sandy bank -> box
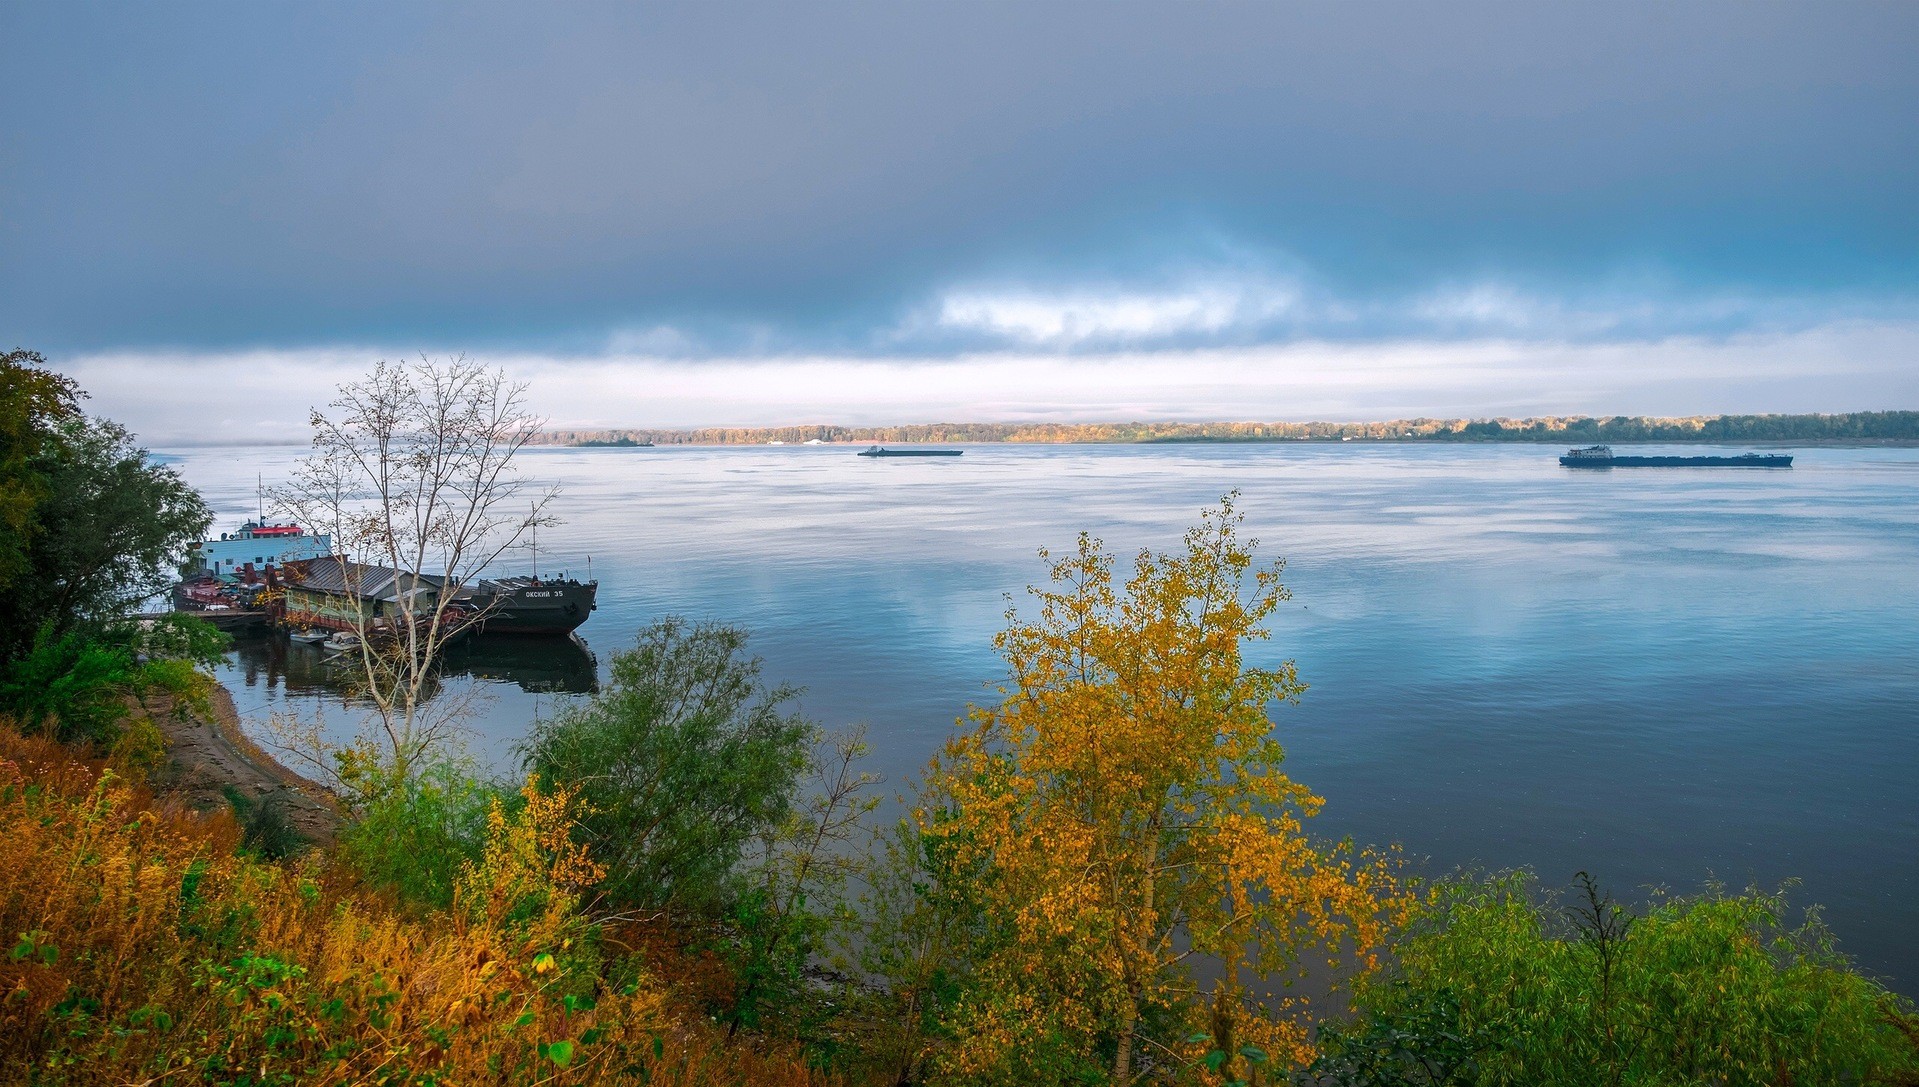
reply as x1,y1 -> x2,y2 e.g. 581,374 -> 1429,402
155,683 -> 344,845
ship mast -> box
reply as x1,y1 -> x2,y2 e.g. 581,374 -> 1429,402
528,500 -> 539,582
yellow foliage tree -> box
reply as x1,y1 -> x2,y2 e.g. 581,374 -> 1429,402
925,495 -> 1404,1085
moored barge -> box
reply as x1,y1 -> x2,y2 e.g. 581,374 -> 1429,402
273,557 -> 596,637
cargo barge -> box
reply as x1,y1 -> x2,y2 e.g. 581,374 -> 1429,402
1559,445 -> 1793,469
273,557 -> 596,638
858,446 -> 963,457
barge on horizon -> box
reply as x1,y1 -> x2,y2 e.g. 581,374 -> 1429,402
858,445 -> 963,457
1559,445 -> 1793,469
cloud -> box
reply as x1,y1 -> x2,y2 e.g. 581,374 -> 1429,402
898,264 -> 1913,352
1405,281 -> 1800,338
931,278 -> 1301,347
4,3 -> 1914,353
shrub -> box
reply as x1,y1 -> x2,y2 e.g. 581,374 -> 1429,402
2,613 -> 228,748
1,624 -> 135,743
1310,872 -> 1919,1087
221,784 -> 307,860
519,616 -> 813,916
0,727 -> 837,1085
337,757 -> 501,911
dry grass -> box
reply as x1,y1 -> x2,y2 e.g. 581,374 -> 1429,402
0,728 -> 838,1086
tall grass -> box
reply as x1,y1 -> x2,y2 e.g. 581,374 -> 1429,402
0,728 -> 836,1085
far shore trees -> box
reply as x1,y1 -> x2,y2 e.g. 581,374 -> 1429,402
274,356 -> 554,785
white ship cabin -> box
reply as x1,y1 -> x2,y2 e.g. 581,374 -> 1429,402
195,522 -> 334,581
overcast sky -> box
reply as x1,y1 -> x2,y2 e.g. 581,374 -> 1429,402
3,1 -> 1915,441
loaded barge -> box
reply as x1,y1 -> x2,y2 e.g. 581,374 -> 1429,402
1559,445 -> 1793,469
858,446 -> 963,457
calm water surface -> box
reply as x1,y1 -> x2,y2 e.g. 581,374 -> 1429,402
166,442 -> 1919,992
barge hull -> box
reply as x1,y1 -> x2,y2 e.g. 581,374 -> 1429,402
470,578 -> 598,636
1560,455 -> 1793,468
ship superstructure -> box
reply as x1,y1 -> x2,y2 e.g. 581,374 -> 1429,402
191,521 -> 334,581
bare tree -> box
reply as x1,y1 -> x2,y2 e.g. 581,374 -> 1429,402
273,356 -> 555,779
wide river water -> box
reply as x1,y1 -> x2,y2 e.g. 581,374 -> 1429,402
164,441 -> 1919,993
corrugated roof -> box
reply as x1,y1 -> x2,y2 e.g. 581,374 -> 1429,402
282,556 -> 462,601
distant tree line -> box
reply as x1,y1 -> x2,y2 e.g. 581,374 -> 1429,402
538,410 -> 1919,447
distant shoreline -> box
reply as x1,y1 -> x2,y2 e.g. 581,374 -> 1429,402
533,411 -> 1919,448
541,437 -> 1919,449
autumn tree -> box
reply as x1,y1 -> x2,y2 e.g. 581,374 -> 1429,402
275,356 -> 554,780
920,495 -> 1404,1085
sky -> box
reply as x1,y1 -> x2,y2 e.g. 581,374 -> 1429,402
3,1 -> 1915,442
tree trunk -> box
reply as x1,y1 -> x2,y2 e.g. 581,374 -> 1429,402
1113,983 -> 1140,1087
1113,826 -> 1161,1087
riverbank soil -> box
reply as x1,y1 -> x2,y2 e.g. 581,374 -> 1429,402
152,685 -> 343,845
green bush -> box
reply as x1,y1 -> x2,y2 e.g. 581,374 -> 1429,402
1310,872 -> 1919,1087
2,615 -> 230,747
337,758 -> 502,911
518,617 -> 812,916
2,624 -> 136,743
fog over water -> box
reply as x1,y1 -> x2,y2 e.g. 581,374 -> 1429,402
166,441 -> 1919,993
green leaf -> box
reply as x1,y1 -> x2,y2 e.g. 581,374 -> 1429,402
1238,1044 -> 1269,1064
544,1039 -> 575,1068
1204,1049 -> 1228,1072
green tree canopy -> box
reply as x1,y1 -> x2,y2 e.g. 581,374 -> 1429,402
0,349 -> 82,595
519,617 -> 813,916
0,414 -> 210,659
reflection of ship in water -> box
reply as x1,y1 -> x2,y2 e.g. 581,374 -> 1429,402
438,636 -> 600,693
229,631 -> 599,700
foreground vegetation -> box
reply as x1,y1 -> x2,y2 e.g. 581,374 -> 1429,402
3,349 -> 1915,1084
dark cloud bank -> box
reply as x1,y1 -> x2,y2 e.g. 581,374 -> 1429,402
3,1 -> 1915,358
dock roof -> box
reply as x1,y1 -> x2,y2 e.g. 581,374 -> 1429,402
281,557 -> 476,604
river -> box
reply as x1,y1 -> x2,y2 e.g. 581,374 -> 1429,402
163,440 -> 1919,993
